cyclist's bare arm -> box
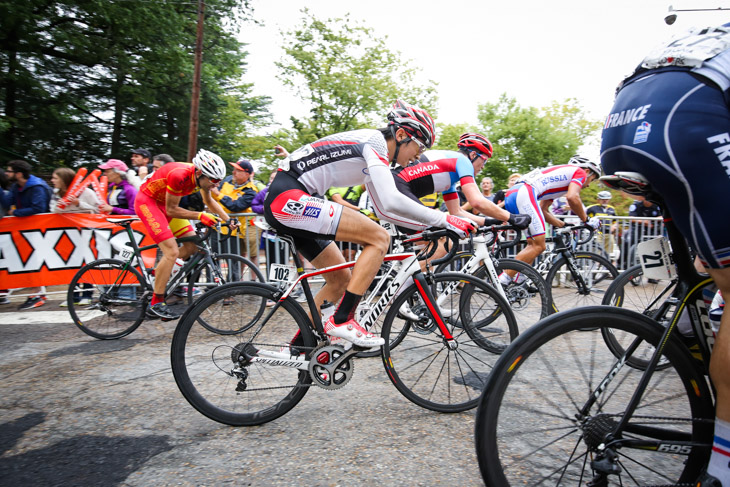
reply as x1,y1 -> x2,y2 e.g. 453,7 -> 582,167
565,182 -> 588,222
461,181 -> 510,221
444,197 -> 485,225
200,188 -> 231,221
540,199 -> 564,228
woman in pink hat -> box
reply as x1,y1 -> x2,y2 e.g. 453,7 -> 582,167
99,159 -> 138,215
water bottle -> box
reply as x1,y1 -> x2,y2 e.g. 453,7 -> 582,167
170,258 -> 184,281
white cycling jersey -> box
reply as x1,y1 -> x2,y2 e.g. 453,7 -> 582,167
278,128 -> 446,230
518,165 -> 588,201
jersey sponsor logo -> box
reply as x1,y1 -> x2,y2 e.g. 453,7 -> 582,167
303,205 -> 321,218
633,121 -> 651,144
707,132 -> 730,176
536,174 -> 568,185
604,104 -> 651,129
283,200 -> 305,215
329,205 -> 335,217
294,148 -> 355,172
402,163 -> 440,179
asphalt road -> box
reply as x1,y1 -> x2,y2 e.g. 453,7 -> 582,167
0,295 -> 485,487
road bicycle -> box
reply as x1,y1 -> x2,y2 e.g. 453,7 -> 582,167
434,218 -> 553,334
474,171 -> 717,486
500,223 -> 619,312
170,228 -> 518,426
67,217 -> 264,340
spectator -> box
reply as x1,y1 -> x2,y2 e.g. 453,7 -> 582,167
624,198 -> 662,264
493,173 -> 522,208
49,167 -> 100,213
1,160 -> 52,309
142,153 -> 175,184
98,159 -> 137,215
127,148 -> 152,189
211,158 -> 260,260
252,172 -> 289,276
462,176 -> 495,215
0,169 -> 11,303
327,185 -> 365,262
586,190 -> 619,259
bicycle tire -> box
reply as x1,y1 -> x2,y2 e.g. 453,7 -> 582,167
476,258 -> 554,332
171,281 -> 316,426
381,272 -> 518,413
601,264 -> 679,370
186,253 -> 266,335
474,306 -> 714,486
68,259 -> 148,340
546,252 -> 618,312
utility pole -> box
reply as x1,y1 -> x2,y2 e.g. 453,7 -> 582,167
187,0 -> 205,161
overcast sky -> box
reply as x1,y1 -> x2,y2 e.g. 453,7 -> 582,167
237,0 -> 728,156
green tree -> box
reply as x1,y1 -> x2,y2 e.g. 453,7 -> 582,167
276,9 -> 438,143
0,0 -> 267,169
477,94 -> 601,188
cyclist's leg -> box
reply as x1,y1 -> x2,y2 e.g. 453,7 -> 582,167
708,267 -> 730,421
504,184 -> 546,277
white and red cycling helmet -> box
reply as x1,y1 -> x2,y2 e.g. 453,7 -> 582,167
192,149 -> 226,180
568,155 -> 602,178
457,133 -> 493,159
387,100 -> 436,149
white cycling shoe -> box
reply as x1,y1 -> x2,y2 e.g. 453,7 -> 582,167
324,317 -> 384,348
398,302 -> 420,321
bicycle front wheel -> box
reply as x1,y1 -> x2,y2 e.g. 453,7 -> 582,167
546,252 -> 618,312
171,282 -> 316,426
68,259 -> 148,340
475,306 -> 714,486
382,272 -> 518,413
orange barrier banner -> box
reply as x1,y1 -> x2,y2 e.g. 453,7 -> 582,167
0,213 -> 156,288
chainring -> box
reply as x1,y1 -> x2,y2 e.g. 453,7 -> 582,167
307,343 -> 354,390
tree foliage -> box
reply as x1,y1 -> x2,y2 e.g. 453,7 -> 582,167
275,9 -> 438,144
476,94 -> 602,188
0,0 -> 269,170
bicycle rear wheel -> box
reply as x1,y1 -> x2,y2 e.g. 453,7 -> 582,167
475,306 -> 714,486
382,272 -> 518,413
546,252 -> 618,312
601,264 -> 678,370
68,259 -> 148,340
171,282 -> 316,426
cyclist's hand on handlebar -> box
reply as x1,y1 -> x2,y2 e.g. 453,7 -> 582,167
507,213 -> 531,230
586,217 -> 601,230
198,212 -> 222,228
445,215 -> 476,238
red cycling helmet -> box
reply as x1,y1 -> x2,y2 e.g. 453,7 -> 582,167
457,133 -> 493,159
387,100 -> 436,148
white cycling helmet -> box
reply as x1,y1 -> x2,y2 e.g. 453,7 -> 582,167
568,155 -> 601,178
192,149 -> 226,180
597,190 -> 612,199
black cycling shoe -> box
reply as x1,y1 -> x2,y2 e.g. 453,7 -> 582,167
146,303 -> 181,322
696,470 -> 722,487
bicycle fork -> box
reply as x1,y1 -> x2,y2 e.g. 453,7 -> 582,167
412,272 -> 456,349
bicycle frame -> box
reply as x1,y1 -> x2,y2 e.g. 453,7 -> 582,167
580,216 -> 716,453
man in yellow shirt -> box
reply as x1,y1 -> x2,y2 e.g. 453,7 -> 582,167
211,158 -> 260,259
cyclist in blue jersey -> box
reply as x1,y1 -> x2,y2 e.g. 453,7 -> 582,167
601,24 -> 730,486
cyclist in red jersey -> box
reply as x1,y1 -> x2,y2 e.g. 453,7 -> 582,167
134,149 -> 236,320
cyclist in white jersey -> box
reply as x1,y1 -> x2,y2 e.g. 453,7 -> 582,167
503,156 -> 601,270
264,100 -> 475,348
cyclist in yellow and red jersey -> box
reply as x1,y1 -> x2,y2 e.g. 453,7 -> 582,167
134,149 -> 236,320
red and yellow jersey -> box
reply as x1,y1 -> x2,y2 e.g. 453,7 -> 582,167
140,162 -> 197,203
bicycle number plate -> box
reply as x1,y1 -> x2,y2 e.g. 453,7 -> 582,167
269,264 -> 297,283
637,237 -> 676,280
380,220 -> 398,236
120,246 -> 134,260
